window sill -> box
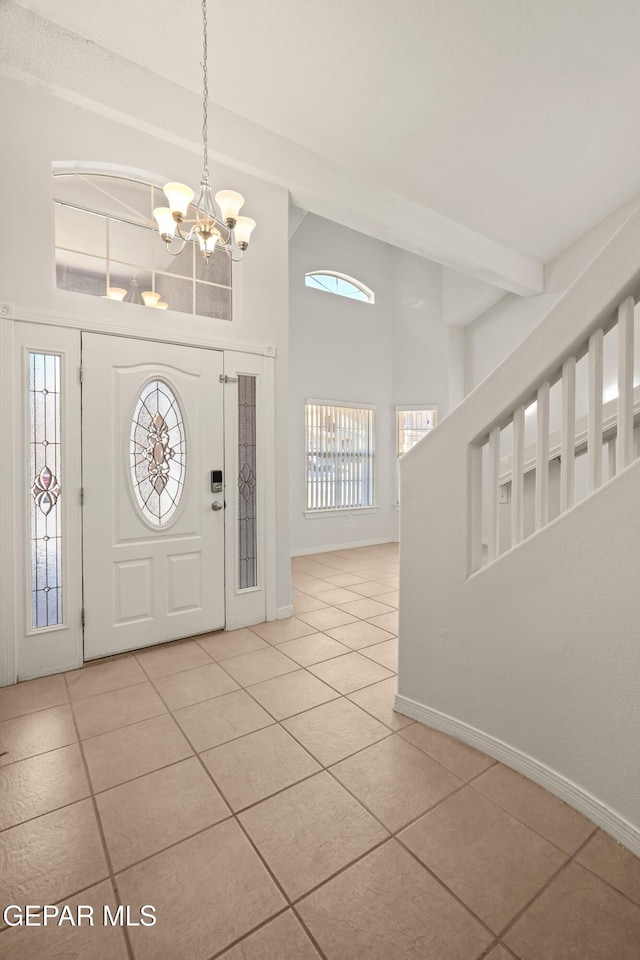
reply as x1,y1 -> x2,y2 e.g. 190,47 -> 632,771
304,507 -> 378,520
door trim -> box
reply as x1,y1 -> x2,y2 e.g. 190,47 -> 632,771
0,311 -> 278,685
2,301 -> 277,359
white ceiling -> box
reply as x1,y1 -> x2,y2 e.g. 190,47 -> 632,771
7,0 -> 640,297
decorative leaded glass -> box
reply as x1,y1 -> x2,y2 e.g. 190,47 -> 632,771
130,380 -> 186,525
29,353 -> 63,628
238,375 -> 257,589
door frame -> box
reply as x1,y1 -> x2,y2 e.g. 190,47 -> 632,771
0,303 -> 278,683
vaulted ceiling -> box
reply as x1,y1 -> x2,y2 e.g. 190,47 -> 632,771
5,0 -> 640,301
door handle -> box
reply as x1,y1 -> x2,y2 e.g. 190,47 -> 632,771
211,501 -> 224,511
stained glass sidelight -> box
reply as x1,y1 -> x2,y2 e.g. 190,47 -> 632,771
238,375 -> 257,589
29,353 -> 63,628
130,380 -> 186,525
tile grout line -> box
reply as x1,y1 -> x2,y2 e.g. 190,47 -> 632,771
493,827 -> 600,943
465,776 -> 597,861
3,676 -> 634,955
386,762 -> 598,942
0,733 -> 79,775
61,669 -> 137,960
570,850 -> 640,911
291,565 -> 638,932
0,694 -> 71,723
211,656 -> 404,778
210,653 -> 505,941
71,706 -> 170,749
270,569 -> 634,941
392,834 -> 503,943
175,645 -> 497,952
495,942 -> 521,959
476,941 -> 500,959
4,549 -> 639,956
143,671 -> 333,960
202,906 -> 293,960
212,645 -> 400,720
0,755 -> 616,928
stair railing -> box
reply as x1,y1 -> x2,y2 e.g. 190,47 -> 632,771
475,296 -> 638,568
451,203 -> 640,577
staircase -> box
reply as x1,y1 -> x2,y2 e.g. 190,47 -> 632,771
396,203 -> 640,855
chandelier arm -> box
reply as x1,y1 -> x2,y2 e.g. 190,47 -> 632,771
175,221 -> 190,242
162,236 -> 189,257
216,223 -> 233,245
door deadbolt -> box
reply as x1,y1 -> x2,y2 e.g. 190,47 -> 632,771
211,470 -> 223,493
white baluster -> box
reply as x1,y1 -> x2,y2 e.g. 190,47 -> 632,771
468,443 -> 483,575
487,426 -> 500,561
561,357 -> 576,512
535,382 -> 550,530
588,329 -> 604,493
511,405 -> 525,546
608,436 -> 617,479
617,296 -> 634,472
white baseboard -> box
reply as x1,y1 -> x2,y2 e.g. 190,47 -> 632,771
276,604 -> 294,620
394,693 -> 640,858
291,537 -> 393,557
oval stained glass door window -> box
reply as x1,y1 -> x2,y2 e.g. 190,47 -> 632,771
129,380 -> 186,525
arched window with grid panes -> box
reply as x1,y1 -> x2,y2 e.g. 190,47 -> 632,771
304,271 -> 374,303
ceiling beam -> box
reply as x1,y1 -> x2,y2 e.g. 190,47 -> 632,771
1,1 -> 543,296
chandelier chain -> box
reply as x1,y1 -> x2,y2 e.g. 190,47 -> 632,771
153,0 -> 255,262
201,0 -> 209,181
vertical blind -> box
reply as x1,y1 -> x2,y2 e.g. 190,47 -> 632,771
306,402 -> 375,510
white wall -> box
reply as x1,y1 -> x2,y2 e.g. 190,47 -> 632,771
289,214 -> 447,553
399,205 -> 640,852
391,248 -> 446,407
0,75 -> 292,616
465,193 -> 640,395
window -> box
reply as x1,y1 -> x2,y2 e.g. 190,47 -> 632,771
53,170 -> 232,320
396,406 -> 437,456
305,271 -> 374,303
29,352 -> 63,628
237,374 -> 258,589
306,401 -> 375,510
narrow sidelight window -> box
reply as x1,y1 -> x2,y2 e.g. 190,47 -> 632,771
237,375 -> 257,589
29,353 -> 63,628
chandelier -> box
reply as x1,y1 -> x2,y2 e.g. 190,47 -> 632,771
153,0 -> 256,264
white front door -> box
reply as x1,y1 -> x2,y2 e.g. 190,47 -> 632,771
82,333 -> 225,659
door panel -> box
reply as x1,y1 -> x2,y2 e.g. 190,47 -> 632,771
82,334 -> 224,659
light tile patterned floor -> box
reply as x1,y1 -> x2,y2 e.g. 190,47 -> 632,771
1,543 -> 639,959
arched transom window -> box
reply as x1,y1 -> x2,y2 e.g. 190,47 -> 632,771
305,271 -> 374,303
